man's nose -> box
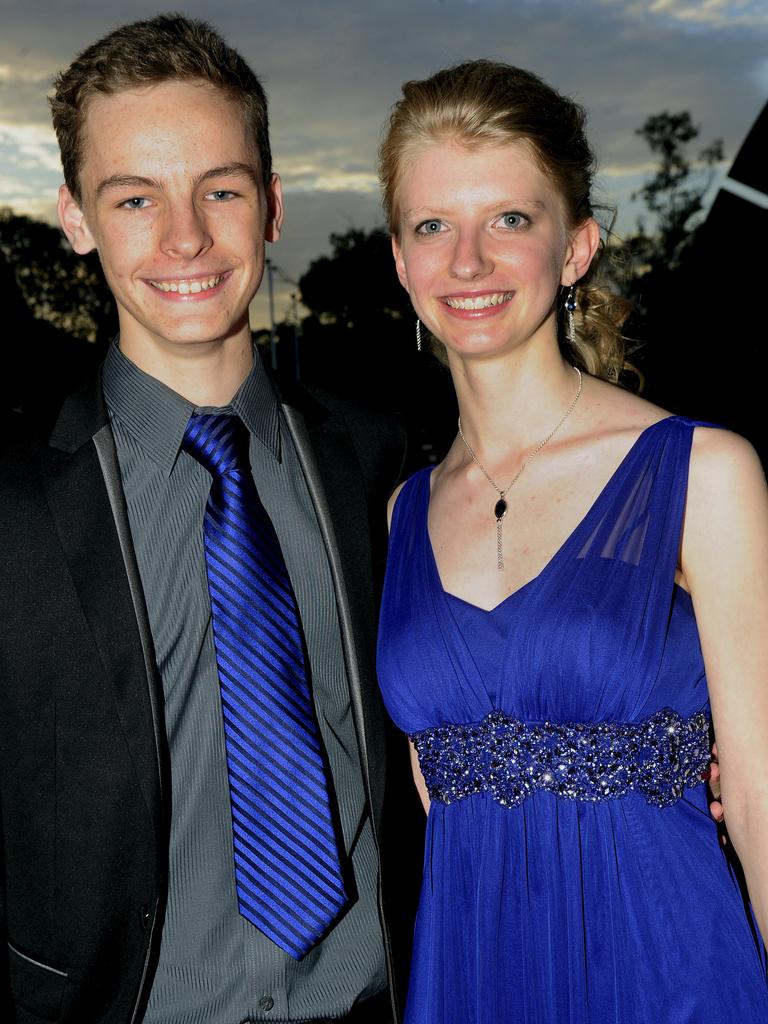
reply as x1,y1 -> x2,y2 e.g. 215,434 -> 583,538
159,201 -> 213,260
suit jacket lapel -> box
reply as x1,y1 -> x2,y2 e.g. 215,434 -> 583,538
280,398 -> 387,826
43,378 -> 166,833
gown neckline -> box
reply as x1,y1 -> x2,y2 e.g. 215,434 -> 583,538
424,415 -> 681,613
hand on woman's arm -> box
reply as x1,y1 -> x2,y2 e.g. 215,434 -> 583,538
706,743 -> 727,841
683,428 -> 768,942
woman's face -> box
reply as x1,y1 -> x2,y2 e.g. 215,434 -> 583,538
392,139 -> 588,361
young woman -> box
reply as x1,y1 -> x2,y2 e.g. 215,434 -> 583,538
376,61 -> 768,1023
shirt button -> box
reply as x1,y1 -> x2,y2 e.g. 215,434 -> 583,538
258,996 -> 275,1012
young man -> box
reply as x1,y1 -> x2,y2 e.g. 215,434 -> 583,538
0,15 -> 407,1024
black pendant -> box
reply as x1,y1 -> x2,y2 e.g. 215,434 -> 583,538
494,498 -> 508,521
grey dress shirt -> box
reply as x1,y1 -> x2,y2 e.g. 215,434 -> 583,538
102,344 -> 386,1024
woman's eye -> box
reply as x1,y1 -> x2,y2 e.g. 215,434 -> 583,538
416,219 -> 444,235
498,212 -> 528,230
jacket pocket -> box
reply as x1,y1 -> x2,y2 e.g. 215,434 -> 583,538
7,940 -> 68,1021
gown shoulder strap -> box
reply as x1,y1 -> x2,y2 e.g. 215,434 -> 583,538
578,416 -> 717,576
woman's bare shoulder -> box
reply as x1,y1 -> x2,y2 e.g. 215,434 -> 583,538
574,376 -> 675,460
582,376 -> 671,435
387,465 -> 440,528
586,379 -> 764,487
688,425 -> 765,507
681,425 -> 767,613
387,480 -> 408,528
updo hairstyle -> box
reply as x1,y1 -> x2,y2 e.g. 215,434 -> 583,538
378,60 -> 630,382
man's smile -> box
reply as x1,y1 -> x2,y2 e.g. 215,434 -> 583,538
146,271 -> 230,295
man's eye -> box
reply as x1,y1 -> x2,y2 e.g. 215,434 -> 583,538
120,196 -> 150,210
416,220 -> 443,235
207,190 -> 236,201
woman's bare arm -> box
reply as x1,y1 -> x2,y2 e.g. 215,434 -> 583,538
683,427 -> 768,941
409,739 -> 431,815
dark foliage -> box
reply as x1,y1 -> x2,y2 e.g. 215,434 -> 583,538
0,247 -> 103,434
0,207 -> 116,344
610,112 -> 765,458
296,228 -> 457,470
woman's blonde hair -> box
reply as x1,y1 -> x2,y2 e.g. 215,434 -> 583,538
378,60 -> 631,382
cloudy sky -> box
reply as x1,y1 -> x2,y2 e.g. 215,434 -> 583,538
1,0 -> 766,327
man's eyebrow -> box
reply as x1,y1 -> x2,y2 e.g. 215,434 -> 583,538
194,163 -> 261,187
94,164 -> 261,200
95,174 -> 161,199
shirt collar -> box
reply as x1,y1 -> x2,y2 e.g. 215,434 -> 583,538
229,348 -> 281,461
102,342 -> 281,476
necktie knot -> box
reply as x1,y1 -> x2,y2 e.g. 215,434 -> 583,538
182,413 -> 250,479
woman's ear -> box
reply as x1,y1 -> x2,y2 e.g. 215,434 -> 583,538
391,234 -> 410,292
57,185 -> 98,255
561,217 -> 601,286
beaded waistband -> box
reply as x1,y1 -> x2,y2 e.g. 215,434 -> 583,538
410,708 -> 710,809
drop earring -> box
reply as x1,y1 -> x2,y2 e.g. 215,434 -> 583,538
416,318 -> 422,352
564,286 -> 577,345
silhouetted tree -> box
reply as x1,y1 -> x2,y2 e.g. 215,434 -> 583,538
297,227 -> 456,467
612,112 -> 732,423
0,246 -> 102,433
297,228 -> 409,394
630,111 -> 723,275
299,228 -> 407,327
0,207 -> 115,344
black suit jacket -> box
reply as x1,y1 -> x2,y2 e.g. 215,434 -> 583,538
0,368 -> 407,1024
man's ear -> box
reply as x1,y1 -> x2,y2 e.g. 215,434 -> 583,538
391,234 -> 409,292
561,216 -> 601,287
264,173 -> 284,243
57,185 -> 97,255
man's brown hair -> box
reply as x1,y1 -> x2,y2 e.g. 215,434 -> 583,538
50,13 -> 272,202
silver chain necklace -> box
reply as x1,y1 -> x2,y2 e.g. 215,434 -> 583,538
457,366 -> 583,572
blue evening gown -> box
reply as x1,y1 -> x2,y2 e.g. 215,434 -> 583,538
377,417 -> 768,1023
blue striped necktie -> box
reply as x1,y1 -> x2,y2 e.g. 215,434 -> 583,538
182,412 -> 348,959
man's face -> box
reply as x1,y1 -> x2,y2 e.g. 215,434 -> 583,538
58,79 -> 282,361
